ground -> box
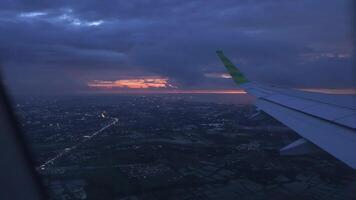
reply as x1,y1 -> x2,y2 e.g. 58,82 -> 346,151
15,94 -> 356,200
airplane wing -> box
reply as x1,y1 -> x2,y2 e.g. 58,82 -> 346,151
216,50 -> 356,169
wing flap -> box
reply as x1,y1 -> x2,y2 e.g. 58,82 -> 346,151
261,92 -> 356,129
242,83 -> 356,129
337,115 -> 356,128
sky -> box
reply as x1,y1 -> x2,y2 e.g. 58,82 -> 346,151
0,0 -> 354,95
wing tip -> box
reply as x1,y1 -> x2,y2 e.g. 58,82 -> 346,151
216,50 -> 249,85
216,50 -> 224,57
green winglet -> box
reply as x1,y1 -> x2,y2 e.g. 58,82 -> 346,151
216,50 -> 249,85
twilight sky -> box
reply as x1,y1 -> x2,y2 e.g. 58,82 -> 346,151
0,0 -> 354,95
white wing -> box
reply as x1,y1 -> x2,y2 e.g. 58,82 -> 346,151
217,50 -> 356,169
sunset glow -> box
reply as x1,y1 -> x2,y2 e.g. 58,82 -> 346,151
88,78 -> 173,89
83,89 -> 246,94
87,78 -> 247,94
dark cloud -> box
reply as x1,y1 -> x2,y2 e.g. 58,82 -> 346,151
0,0 -> 354,94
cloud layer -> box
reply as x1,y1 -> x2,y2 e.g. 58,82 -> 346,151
0,0 -> 354,94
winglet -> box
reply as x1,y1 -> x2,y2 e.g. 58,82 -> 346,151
216,50 -> 249,85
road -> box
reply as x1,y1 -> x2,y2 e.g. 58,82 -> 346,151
37,117 -> 119,170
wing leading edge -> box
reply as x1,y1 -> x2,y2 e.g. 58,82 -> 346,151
216,50 -> 356,169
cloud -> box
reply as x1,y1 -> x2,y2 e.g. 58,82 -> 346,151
19,11 -> 47,18
204,72 -> 231,79
0,0 -> 354,94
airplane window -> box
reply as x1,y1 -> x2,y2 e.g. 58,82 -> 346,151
1,1 -> 355,199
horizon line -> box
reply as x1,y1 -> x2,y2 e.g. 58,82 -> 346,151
83,89 -> 247,94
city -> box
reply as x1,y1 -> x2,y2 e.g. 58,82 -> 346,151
14,94 -> 356,200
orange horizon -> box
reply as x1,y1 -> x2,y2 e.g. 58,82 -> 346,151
87,79 -> 356,95
83,89 -> 247,94
85,87 -> 356,95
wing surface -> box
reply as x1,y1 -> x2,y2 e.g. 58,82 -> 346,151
217,50 -> 356,169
